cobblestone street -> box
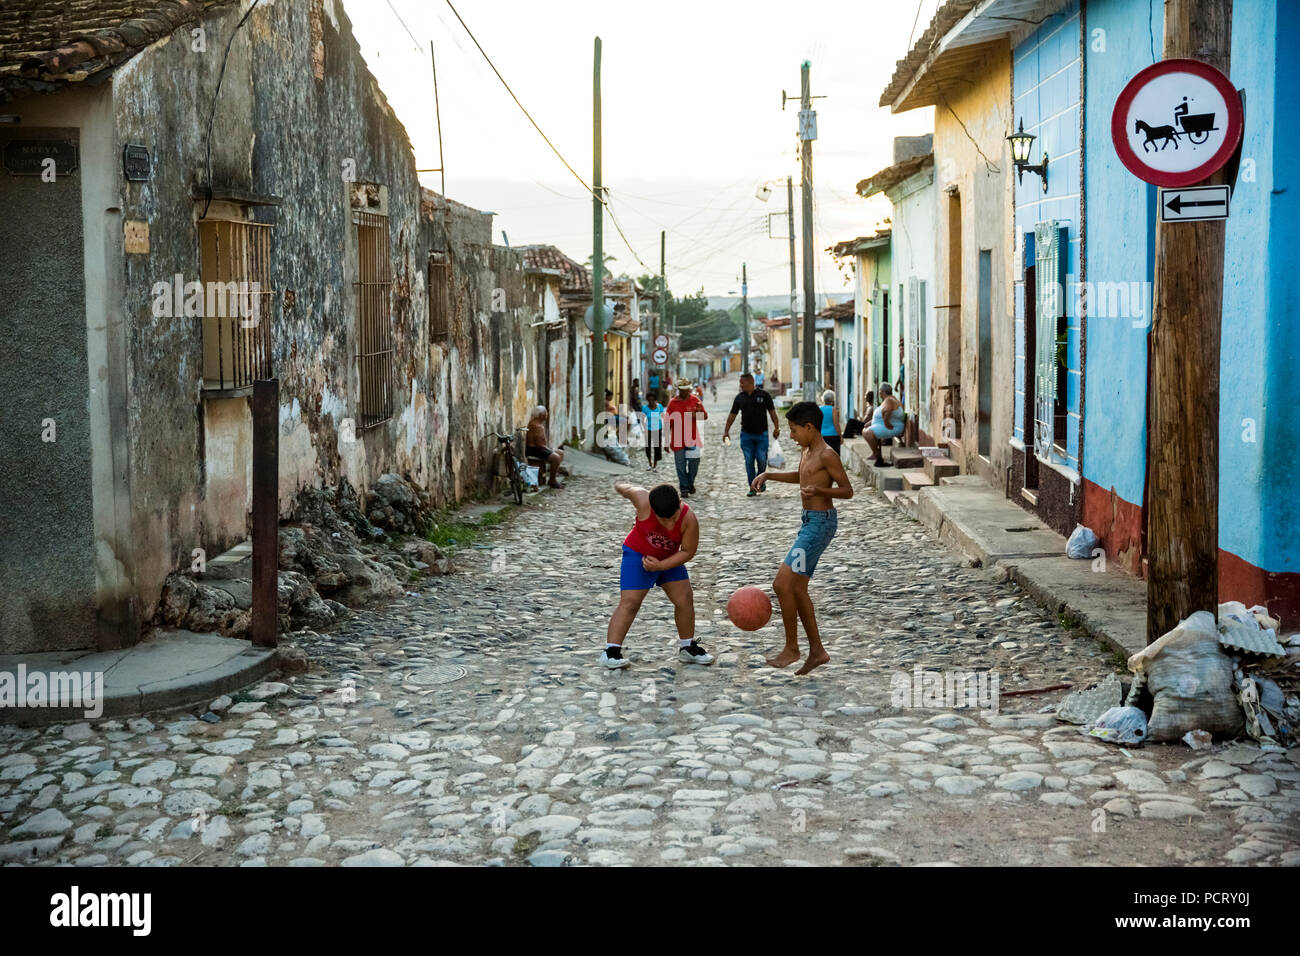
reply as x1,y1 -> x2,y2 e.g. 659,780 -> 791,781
2,383 -> 1297,867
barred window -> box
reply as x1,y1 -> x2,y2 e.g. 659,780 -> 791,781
354,211 -> 393,428
199,218 -> 274,391
429,250 -> 451,342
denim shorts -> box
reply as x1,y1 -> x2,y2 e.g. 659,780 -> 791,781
783,509 -> 838,577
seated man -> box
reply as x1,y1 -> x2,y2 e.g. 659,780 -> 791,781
525,405 -> 564,489
863,384 -> 904,467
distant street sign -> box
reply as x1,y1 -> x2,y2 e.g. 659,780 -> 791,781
652,347 -> 668,365
653,334 -> 669,350
1159,184 -> 1230,222
1111,58 -> 1243,187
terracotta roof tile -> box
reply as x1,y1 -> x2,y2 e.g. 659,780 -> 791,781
0,1 -> 236,96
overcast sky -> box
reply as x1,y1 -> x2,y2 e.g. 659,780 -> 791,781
342,0 -> 938,299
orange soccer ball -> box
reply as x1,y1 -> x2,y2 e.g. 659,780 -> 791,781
727,586 -> 773,631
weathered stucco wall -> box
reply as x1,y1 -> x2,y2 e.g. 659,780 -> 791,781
101,0 -> 558,625
931,42 -> 1014,486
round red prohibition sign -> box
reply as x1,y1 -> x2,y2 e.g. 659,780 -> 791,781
1111,58 -> 1243,187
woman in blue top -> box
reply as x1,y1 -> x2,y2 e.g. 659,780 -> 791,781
643,393 -> 665,469
820,390 -> 843,456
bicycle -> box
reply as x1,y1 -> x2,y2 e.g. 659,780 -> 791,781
495,430 -> 529,505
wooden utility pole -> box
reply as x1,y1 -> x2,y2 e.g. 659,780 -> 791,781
591,36 -> 605,451
1146,0 -> 1232,642
799,60 -> 817,400
251,378 -> 279,648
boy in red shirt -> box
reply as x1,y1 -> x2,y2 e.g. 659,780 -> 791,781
603,480 -> 714,669
665,380 -> 708,498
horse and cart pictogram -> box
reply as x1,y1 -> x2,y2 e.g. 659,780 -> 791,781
1135,97 -> 1219,151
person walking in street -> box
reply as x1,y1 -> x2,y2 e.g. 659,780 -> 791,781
709,379 -> 717,402
722,372 -> 779,497
629,378 -> 643,417
666,380 -> 707,498
643,391 -> 664,470
602,479 -> 713,669
820,389 -> 843,456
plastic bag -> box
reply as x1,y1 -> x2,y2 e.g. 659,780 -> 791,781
1128,611 -> 1244,742
627,418 -> 645,444
602,438 -> 631,467
1066,524 -> 1099,559
1089,706 -> 1149,745
766,438 -> 786,469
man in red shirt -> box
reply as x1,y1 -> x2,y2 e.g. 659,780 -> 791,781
665,380 -> 708,498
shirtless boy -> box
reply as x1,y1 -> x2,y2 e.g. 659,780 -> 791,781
751,401 -> 853,674
525,406 -> 564,489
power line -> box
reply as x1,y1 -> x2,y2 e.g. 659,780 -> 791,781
442,0 -> 594,195
384,0 -> 422,51
604,198 -> 655,273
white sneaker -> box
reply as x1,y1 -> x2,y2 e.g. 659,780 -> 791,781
678,642 -> 714,665
601,647 -> 630,669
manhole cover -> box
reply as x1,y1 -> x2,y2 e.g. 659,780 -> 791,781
405,664 -> 468,686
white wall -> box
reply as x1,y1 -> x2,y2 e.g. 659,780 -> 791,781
888,166 -> 937,435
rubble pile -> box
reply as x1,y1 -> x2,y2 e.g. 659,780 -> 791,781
153,474 -> 450,640
1057,600 -> 1300,751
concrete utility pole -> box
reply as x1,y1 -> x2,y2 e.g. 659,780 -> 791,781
591,36 -> 605,451
1146,0 -> 1232,642
741,262 -> 750,375
659,230 -> 666,398
799,60 -> 818,400
788,175 -> 799,386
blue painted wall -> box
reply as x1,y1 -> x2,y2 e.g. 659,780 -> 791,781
1083,0 -> 1298,577
1079,0 -> 1160,504
1012,1 -> 1082,470
1222,0 -> 1298,574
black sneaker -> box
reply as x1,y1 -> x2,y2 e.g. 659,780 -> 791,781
677,641 -> 715,665
600,646 -> 630,669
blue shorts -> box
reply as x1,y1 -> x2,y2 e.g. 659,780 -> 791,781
620,545 -> 689,591
783,509 -> 838,577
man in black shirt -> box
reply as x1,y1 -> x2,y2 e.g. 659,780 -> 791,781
723,372 -> 780,497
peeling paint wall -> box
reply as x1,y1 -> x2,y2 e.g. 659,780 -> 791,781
93,0 -> 560,630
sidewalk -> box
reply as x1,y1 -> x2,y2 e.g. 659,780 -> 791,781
844,440 -> 1147,658
0,631 -> 277,726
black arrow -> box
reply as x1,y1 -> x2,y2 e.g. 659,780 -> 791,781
1165,193 -> 1227,214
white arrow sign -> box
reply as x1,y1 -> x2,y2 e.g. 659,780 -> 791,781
1159,184 -> 1230,222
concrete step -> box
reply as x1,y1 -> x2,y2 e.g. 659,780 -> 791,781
901,470 -> 934,491
208,540 -> 252,568
895,489 -> 921,520
876,468 -> 904,491
889,447 -> 925,470
924,456 -> 960,483
940,474 -> 988,487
